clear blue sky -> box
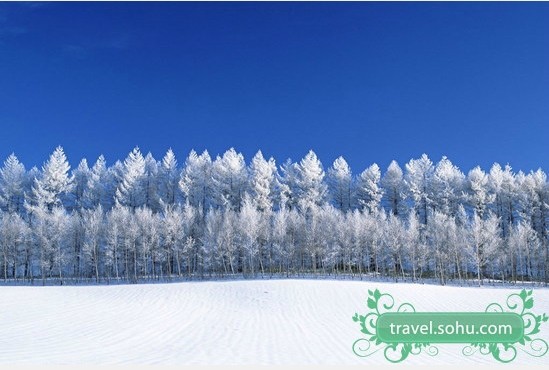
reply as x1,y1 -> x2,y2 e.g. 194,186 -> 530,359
0,2 -> 548,174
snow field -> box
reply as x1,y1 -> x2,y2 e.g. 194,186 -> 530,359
0,279 -> 547,365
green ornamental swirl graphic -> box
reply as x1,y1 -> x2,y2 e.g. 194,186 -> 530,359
352,288 -> 548,363
462,289 -> 548,363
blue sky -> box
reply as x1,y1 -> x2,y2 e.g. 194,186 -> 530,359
0,2 -> 548,175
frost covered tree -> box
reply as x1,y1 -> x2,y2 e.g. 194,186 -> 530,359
249,151 -> 277,212
278,158 -> 300,210
28,146 -> 73,211
0,212 -> 29,280
1,147 -> 549,285
518,169 -> 549,283
296,150 -> 327,213
509,221 -> 540,282
381,160 -> 405,217
82,205 -> 104,281
0,154 -> 27,214
31,206 -> 70,281
143,153 -> 161,212
239,194 -> 262,274
327,156 -> 352,212
384,213 -> 406,281
85,155 -> 113,209
105,204 -> 128,280
135,207 -> 161,277
488,163 -> 517,238
211,148 -> 248,212
158,149 -> 180,206
115,147 -> 147,209
405,154 -> 433,225
469,212 -> 501,286
71,159 -> 90,212
406,212 -> 426,281
431,156 -> 465,216
466,166 -> 494,218
161,205 -> 184,276
427,211 -> 458,285
179,150 -> 212,214
356,163 -> 383,214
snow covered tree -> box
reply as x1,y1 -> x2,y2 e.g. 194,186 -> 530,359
327,156 -> 352,212
271,207 -> 290,274
509,221 -> 540,282
427,211 -> 458,285
28,146 -> 73,211
384,213 -> 407,281
0,146 -> 548,284
211,148 -> 248,211
0,154 -> 27,214
278,158 -> 300,210
249,151 -> 277,212
161,205 -> 185,276
239,194 -> 262,274
135,207 -> 161,277
84,155 -> 113,210
469,212 -> 501,286
488,163 -> 517,238
71,159 -> 90,212
296,150 -> 327,213
30,206 -> 71,281
518,169 -> 549,283
82,205 -> 104,281
364,210 -> 386,275
105,204 -> 129,280
158,149 -> 180,206
144,152 -> 161,212
356,163 -> 383,214
0,212 -> 29,280
405,154 -> 433,225
406,211 -> 426,281
381,160 -> 405,216
466,166 -> 494,218
431,156 -> 465,216
347,210 -> 369,274
179,150 -> 213,215
115,147 -> 147,210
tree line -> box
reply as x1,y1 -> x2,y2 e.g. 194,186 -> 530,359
0,146 -> 547,285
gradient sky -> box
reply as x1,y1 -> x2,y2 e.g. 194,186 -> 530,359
0,2 -> 548,175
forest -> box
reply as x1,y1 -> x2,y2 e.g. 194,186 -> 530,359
0,146 -> 547,285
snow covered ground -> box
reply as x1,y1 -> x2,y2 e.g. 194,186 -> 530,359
0,279 -> 547,365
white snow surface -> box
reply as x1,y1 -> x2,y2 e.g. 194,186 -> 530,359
0,279 -> 547,365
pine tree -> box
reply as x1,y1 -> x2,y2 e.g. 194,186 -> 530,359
211,148 -> 248,211
327,156 -> 352,212
356,163 -> 383,214
296,150 -> 327,213
0,154 -> 27,214
469,212 -> 501,286
115,147 -> 147,210
158,148 -> 180,206
179,150 -> 212,215
71,158 -> 90,212
144,152 -> 161,212
405,154 -> 433,224
466,166 -> 494,218
381,160 -> 405,216
28,146 -> 73,211
82,205 -> 104,281
278,158 -> 300,210
249,150 -> 277,212
85,155 -> 112,209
